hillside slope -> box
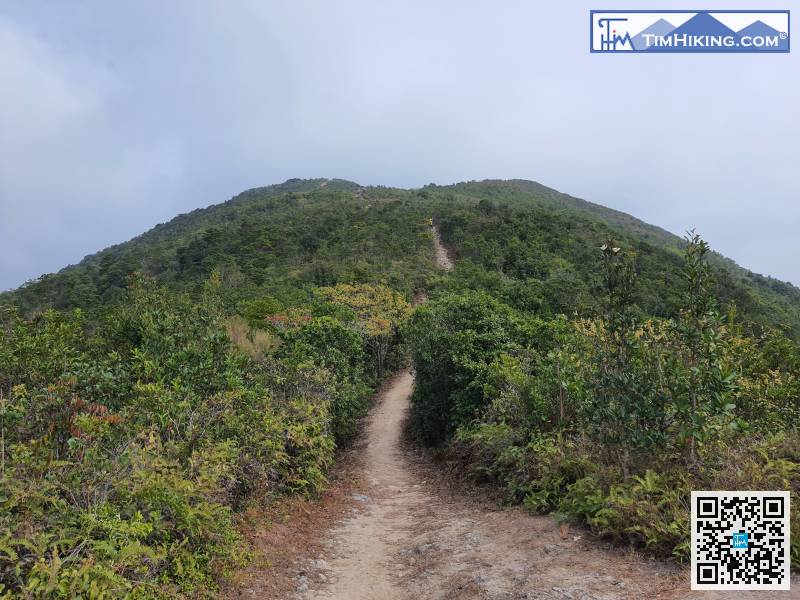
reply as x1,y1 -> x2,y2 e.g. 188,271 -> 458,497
423,180 -> 800,336
4,179 -> 435,312
3,178 -> 800,596
4,178 -> 800,336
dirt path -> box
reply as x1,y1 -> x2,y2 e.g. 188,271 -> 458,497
306,370 -> 665,600
299,228 -> 798,600
296,371 -> 799,600
431,223 -> 454,271
307,372 -> 420,599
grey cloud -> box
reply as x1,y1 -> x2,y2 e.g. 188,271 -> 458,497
1,0 -> 798,290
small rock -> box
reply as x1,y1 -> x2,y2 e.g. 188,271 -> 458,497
313,558 -> 328,570
351,493 -> 371,502
414,542 -> 444,554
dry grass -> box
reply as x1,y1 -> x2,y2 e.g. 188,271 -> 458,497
226,316 -> 280,361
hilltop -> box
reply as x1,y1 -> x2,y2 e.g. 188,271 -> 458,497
4,178 -> 799,337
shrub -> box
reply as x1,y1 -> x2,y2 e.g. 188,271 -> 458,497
406,291 -> 526,445
407,235 -> 800,567
277,317 -> 371,444
0,273 -> 391,596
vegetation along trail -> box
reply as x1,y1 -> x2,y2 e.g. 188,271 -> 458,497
296,377 -> 795,599
291,225 -> 798,600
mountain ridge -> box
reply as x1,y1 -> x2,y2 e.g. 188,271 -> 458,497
3,177 -> 799,337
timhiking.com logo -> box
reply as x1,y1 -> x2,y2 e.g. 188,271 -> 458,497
590,10 -> 790,53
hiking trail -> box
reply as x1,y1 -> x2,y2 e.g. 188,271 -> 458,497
230,224 -> 798,599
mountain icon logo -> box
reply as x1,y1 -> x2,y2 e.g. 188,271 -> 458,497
591,10 -> 790,53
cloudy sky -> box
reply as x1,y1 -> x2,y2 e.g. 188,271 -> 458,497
1,1 -> 798,291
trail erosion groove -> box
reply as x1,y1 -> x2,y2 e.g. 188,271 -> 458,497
431,223 -> 454,271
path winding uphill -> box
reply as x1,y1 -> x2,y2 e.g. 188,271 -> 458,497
431,222 -> 454,271
298,225 -> 799,600
233,225 -> 799,599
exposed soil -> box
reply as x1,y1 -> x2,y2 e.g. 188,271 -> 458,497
298,372 -> 800,600
221,435 -> 366,599
431,223 -> 454,271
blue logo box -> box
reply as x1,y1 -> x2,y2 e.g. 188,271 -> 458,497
590,10 -> 790,53
732,532 -> 749,549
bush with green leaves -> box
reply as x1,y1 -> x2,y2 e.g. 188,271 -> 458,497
276,316 -> 370,444
408,233 -> 800,564
0,272 -> 397,598
405,291 -> 528,445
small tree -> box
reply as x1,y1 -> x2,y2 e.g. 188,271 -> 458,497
675,231 -> 736,463
315,284 -> 411,380
586,240 -> 640,475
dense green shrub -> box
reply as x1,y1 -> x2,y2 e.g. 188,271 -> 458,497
405,291 -> 527,445
0,273 -> 404,597
409,234 -> 800,564
277,316 -> 370,444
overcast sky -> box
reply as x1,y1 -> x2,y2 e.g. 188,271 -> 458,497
1,0 -> 798,291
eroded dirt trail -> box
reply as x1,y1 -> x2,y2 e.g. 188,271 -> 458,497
308,372 -> 422,599
431,222 -> 454,271
302,371 -> 775,600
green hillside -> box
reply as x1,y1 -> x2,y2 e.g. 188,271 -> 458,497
442,179 -> 800,312
3,179 -> 435,313
4,178 -> 800,338
424,180 -> 800,337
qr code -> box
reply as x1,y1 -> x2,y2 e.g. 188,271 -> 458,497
691,491 -> 790,590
